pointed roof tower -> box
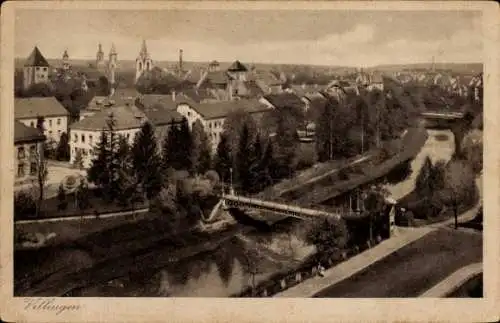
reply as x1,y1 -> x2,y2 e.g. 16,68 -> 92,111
109,43 -> 117,55
139,39 -> 149,57
63,49 -> 69,60
25,46 -> 49,67
228,60 -> 248,72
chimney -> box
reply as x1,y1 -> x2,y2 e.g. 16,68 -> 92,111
179,49 -> 183,73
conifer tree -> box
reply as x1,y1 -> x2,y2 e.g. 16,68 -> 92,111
178,117 -> 193,171
57,184 -> 67,211
191,120 -> 212,175
415,156 -> 434,198
76,180 -> 91,210
162,119 -> 181,170
132,121 -> 164,199
73,149 -> 84,170
235,123 -> 261,194
214,133 -> 232,185
115,135 -> 136,205
273,114 -> 299,179
87,130 -> 110,190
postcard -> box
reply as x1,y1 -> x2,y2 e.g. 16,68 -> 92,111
1,1 -> 499,322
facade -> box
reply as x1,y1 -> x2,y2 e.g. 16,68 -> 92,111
176,99 -> 272,151
23,46 -> 50,90
135,40 -> 153,82
14,121 -> 46,185
69,105 -> 147,168
15,97 -> 70,145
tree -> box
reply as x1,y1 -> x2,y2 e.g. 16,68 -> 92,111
235,123 -> 260,194
273,113 -> 299,179
461,129 -> 483,175
162,120 -> 181,170
239,248 -> 265,296
76,180 -> 91,210
190,120 -> 212,174
178,117 -> 193,171
23,83 -> 54,97
442,160 -> 477,229
96,76 -> 111,96
32,146 -> 48,217
214,133 -> 232,186
131,121 -> 164,199
305,217 -> 349,264
57,184 -> 67,211
115,135 -> 137,206
73,149 -> 84,170
14,191 -> 37,219
221,109 -> 257,156
87,113 -> 121,202
56,132 -> 70,161
415,156 -> 434,198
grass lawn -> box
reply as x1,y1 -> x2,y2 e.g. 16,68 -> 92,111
16,189 -> 149,221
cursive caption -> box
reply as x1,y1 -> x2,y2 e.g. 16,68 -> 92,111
24,298 -> 81,315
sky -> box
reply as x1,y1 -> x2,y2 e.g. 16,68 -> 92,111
15,9 -> 483,67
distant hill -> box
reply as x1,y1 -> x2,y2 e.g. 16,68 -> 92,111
15,57 -> 482,77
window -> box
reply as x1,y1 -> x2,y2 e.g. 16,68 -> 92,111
74,133 -> 78,143
89,135 -> 93,145
82,149 -> 87,156
43,67 -> 48,71
81,134 -> 85,143
17,147 -> 25,160
49,119 -> 52,127
30,162 -> 37,175
17,163 -> 25,178
57,118 -> 61,125
49,130 -> 53,136
29,145 -> 36,156
187,111 -> 191,117
30,121 -> 35,127
126,133 -> 130,140
36,67 -> 40,71
58,130 -> 61,136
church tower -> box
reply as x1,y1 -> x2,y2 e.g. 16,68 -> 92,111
96,43 -> 105,68
108,43 -> 118,86
23,46 -> 50,90
62,49 -> 70,70
135,40 -> 153,83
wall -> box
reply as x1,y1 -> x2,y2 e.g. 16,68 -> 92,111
23,66 -> 49,90
14,140 -> 44,185
69,128 -> 140,168
18,115 -> 68,145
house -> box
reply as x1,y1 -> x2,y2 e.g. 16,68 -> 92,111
259,93 -> 306,113
14,121 -> 46,185
15,97 -> 70,145
69,105 -> 147,168
176,99 -> 272,151
23,46 -> 50,90
253,71 -> 283,94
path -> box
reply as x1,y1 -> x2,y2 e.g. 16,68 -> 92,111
420,262 -> 482,297
274,226 -> 433,297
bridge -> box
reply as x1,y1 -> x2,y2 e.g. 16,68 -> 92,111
220,193 -> 341,221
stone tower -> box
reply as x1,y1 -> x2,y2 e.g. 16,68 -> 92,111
108,43 -> 118,86
135,40 -> 153,83
96,43 -> 105,68
62,49 -> 70,70
23,46 -> 50,90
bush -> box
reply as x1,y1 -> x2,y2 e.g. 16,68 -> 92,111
14,191 -> 37,219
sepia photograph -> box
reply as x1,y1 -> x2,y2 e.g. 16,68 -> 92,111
1,1 -> 499,322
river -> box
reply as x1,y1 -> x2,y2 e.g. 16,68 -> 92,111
21,129 -> 456,297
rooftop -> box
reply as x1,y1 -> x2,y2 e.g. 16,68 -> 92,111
227,60 -> 248,72
14,120 -> 45,144
190,98 -> 272,120
24,46 -> 50,67
262,92 -> 305,110
71,105 -> 147,131
144,109 -> 184,126
15,97 -> 69,119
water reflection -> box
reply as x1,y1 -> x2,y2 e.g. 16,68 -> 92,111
75,230 -> 307,297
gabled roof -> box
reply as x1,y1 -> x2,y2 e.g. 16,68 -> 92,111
205,71 -> 231,85
227,60 -> 248,72
144,109 -> 184,126
15,97 -> 69,119
71,105 -> 147,131
24,47 -> 50,67
136,94 -> 177,110
14,120 -> 46,144
262,93 -> 305,110
187,99 -> 272,120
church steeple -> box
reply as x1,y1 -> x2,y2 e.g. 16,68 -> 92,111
135,39 -> 153,83
96,43 -> 105,68
108,43 -> 118,86
62,49 -> 70,70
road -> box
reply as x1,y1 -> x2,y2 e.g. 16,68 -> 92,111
313,228 -> 482,298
